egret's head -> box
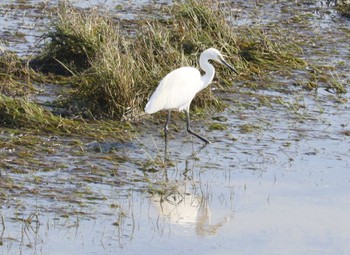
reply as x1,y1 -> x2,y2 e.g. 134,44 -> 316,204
203,48 -> 238,75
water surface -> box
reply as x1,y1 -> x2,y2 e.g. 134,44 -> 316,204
0,1 -> 349,254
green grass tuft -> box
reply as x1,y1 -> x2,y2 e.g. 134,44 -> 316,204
0,94 -> 131,139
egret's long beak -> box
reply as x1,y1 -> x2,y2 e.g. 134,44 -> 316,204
221,59 -> 238,75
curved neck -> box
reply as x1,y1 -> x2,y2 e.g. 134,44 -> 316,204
199,56 -> 215,90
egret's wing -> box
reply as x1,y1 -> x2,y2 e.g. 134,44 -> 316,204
145,67 -> 202,114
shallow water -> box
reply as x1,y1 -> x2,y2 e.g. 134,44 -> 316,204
1,0 -> 350,255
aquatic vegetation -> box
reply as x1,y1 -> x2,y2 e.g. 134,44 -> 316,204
0,0 -> 344,132
27,0 -> 308,120
73,32 -> 137,119
238,123 -> 262,133
174,1 -> 305,71
326,72 -> 347,94
208,123 -> 228,131
0,94 -> 71,131
0,52 -> 33,96
0,1 -> 349,254
30,1 -> 115,75
0,94 -> 131,140
336,0 -> 350,17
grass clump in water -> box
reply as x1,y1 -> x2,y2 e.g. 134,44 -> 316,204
0,52 -> 34,96
138,0 -> 306,111
33,3 -> 144,119
73,29 -> 137,119
336,0 -> 350,17
30,0 -> 308,121
0,94 -> 80,133
171,1 -> 305,75
0,94 -> 130,140
30,2 -> 115,75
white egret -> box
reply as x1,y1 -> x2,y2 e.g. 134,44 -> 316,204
145,48 -> 238,144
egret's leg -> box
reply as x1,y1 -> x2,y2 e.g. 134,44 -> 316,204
164,110 -> 171,144
186,111 -> 211,144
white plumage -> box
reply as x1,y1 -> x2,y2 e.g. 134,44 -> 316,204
145,48 -> 238,144
145,67 -> 202,113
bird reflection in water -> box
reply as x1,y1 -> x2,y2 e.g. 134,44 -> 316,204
152,183 -> 231,236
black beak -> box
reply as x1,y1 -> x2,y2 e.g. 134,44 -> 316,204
221,59 -> 238,75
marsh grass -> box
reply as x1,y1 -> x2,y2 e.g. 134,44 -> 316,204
0,0 -> 318,133
0,52 -> 33,96
0,94 -> 130,139
31,0 -> 307,121
326,72 -> 347,94
30,2 -> 116,75
336,0 -> 350,17
0,94 -> 79,132
74,34 -> 139,119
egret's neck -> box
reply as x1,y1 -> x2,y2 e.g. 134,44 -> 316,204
199,57 -> 215,90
